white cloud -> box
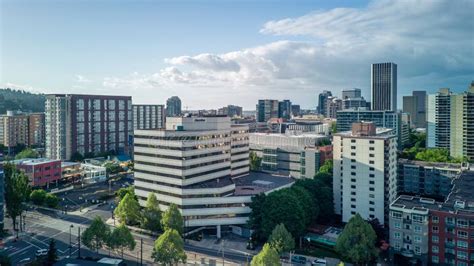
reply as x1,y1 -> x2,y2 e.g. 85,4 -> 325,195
102,0 -> 473,109
75,75 -> 92,83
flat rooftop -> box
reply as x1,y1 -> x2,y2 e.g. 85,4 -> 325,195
335,127 -> 395,139
398,158 -> 463,170
233,172 -> 294,196
12,158 -> 61,166
251,132 -> 327,139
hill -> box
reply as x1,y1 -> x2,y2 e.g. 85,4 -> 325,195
0,88 -> 46,113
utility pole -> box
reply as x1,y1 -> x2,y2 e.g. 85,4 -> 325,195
77,227 -> 81,258
140,238 -> 143,266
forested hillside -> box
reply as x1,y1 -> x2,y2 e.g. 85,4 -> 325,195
0,88 -> 46,113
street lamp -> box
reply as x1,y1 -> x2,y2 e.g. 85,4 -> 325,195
69,224 -> 74,257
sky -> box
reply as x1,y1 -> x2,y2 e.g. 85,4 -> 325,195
1,0 -> 473,110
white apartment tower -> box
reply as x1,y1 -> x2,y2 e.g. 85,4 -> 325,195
333,122 -> 397,225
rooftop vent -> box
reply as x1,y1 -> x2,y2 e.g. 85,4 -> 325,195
454,200 -> 465,209
419,198 -> 435,204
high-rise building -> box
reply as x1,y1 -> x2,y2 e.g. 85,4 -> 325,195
0,111 -> 29,149
342,88 -> 362,99
336,109 -> 410,149
389,171 -> 474,265
427,83 -> 474,161
0,166 -> 4,231
278,100 -> 292,120
326,97 -> 342,119
166,96 -> 182,117
291,105 -> 301,117
371,62 -> 397,111
218,105 -> 243,117
132,104 -> 165,130
28,113 -> 45,147
45,94 -> 133,160
333,122 -> 397,225
256,99 -> 279,122
403,91 -> 427,128
317,90 -> 332,116
133,116 -> 293,236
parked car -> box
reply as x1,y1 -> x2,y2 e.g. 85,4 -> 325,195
291,255 -> 307,265
35,249 -> 48,257
312,258 -> 327,265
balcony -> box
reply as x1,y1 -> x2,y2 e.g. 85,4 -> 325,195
403,218 -> 412,224
403,238 -> 412,244
445,241 -> 455,248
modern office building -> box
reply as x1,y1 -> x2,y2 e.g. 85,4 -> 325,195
342,88 -> 362,99
403,91 -> 427,128
250,132 -> 331,179
11,158 -> 62,187
371,62 -> 397,111
291,105 -> 301,117
326,97 -> 342,119
336,109 -> 410,149
427,83 -> 474,161
397,159 -> 463,199
278,100 -> 292,120
133,116 -> 293,236
166,96 -> 182,117
218,105 -> 243,117
333,122 -> 397,225
342,97 -> 368,110
256,99 -> 279,122
317,90 -> 332,116
389,171 -> 474,266
45,94 -> 133,160
132,104 -> 165,130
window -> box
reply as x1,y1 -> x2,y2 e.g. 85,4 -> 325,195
369,147 -> 374,151
369,167 -> 375,171
432,246 -> 439,253
351,139 -> 356,143
369,187 -> 374,191
391,211 -> 402,219
432,235 -> 439,243
414,245 -> 421,255
414,235 -> 421,243
351,198 -> 356,202
351,204 -> 356,209
351,152 -> 356,156
351,192 -> 356,195
446,217 -> 455,225
394,232 -> 401,239
369,201 -> 374,205
413,214 -> 424,223
457,250 -> 467,260
369,180 -> 374,185
351,146 -> 356,149
457,219 -> 468,228
431,256 -> 439,263
394,222 -> 401,229
351,172 -> 356,176
351,185 -> 356,189
369,154 -> 374,157
414,225 -> 421,233
369,194 -> 374,198
457,230 -> 468,239
369,174 -> 375,178
369,140 -> 374,144
432,226 -> 439,233
369,160 -> 374,164
351,165 -> 356,169
394,241 -> 400,251
351,159 -> 356,163
369,208 -> 374,212
351,178 -> 356,182
432,216 -> 439,223
457,240 -> 468,249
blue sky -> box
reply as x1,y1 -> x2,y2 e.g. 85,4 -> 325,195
1,0 -> 473,109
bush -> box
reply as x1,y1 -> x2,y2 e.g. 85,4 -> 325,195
45,194 -> 60,208
30,189 -> 47,205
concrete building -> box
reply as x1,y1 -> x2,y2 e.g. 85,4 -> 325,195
45,94 -> 133,160
12,158 -> 62,187
342,97 -> 368,110
326,97 -> 342,119
371,62 -> 397,111
80,163 -> 107,184
256,99 -> 279,122
403,91 -> 427,128
132,104 -> 165,130
166,96 -> 182,117
0,110 -> 29,149
218,105 -> 243,117
397,159 -> 463,199
317,90 -> 332,116
336,109 -> 410,149
278,100 -> 292,120
342,88 -> 362,99
333,122 -> 397,225
250,132 -> 331,179
427,88 -> 452,150
389,171 -> 474,266
291,105 -> 301,117
133,116 -> 293,235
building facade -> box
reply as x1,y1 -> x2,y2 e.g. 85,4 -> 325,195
166,96 -> 182,117
218,105 -> 243,117
256,100 -> 279,122
250,132 -> 331,179
0,111 -> 29,148
132,104 -> 165,130
371,62 -> 397,111
333,122 -> 397,225
403,91 -> 427,128
12,158 -> 62,187
326,97 -> 342,119
317,90 -> 332,116
342,88 -> 362,99
0,166 -> 4,230
45,94 -> 133,160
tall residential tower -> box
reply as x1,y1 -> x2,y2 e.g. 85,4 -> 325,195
371,62 -> 397,111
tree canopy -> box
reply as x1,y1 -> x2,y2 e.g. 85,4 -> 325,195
250,243 -> 280,266
335,213 -> 378,264
4,163 -> 30,230
46,238 -> 58,264
114,193 -> 141,225
140,193 -> 162,233
249,151 -> 262,171
152,229 -> 187,265
108,224 -> 136,258
161,204 -> 184,235
15,148 -> 39,159
268,223 -> 295,255
82,216 -> 111,253
0,88 -> 45,113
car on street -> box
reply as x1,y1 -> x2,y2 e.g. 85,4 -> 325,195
35,249 -> 48,257
291,255 -> 307,265
312,258 -> 327,265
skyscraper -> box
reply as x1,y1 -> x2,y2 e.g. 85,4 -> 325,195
342,88 -> 362,99
166,96 -> 182,117
278,100 -> 292,119
256,99 -> 279,122
45,94 -> 133,160
371,62 -> 397,111
403,91 -> 427,128
317,90 -> 332,116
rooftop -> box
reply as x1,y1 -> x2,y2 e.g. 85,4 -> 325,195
251,132 -> 327,139
398,158 -> 463,170
335,127 -> 395,139
233,172 -> 294,196
12,158 -> 61,166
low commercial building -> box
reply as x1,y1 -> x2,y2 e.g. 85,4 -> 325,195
250,132 -> 330,179
12,158 -> 62,187
80,163 -> 107,184
133,116 -> 293,237
389,171 -> 474,266
61,162 -> 82,182
398,159 -> 464,199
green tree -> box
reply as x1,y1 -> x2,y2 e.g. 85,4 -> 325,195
15,148 -> 39,159
140,193 -> 162,232
248,193 -> 267,242
295,177 -> 334,223
44,194 -> 60,208
318,159 -> 333,174
70,152 -> 84,162
250,243 -> 280,266
161,204 -> 184,235
30,189 -> 47,205
4,164 -> 30,231
268,224 -> 294,255
108,224 -> 136,258
104,162 -> 122,175
115,185 -> 137,203
335,213 -> 378,265
0,252 -> 12,266
331,122 -> 337,134
46,238 -> 58,264
152,229 -> 187,265
114,193 -> 141,225
249,151 -> 262,171
82,216 -> 111,253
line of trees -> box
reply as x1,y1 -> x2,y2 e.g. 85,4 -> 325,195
30,189 -> 60,208
3,163 -> 31,233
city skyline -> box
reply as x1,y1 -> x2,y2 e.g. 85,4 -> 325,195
1,0 -> 473,109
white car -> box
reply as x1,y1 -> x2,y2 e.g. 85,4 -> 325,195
35,249 -> 48,257
312,258 -> 327,266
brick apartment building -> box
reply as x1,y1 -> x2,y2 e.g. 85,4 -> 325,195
12,158 -> 62,187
